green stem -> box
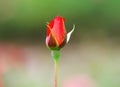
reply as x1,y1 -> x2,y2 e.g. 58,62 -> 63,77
51,50 -> 60,87
54,59 -> 59,87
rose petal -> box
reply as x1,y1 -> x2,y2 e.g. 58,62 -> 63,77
67,24 -> 75,43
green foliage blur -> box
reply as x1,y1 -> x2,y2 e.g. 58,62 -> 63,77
0,0 -> 120,42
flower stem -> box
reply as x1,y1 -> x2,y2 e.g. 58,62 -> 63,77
51,50 -> 60,87
54,59 -> 59,87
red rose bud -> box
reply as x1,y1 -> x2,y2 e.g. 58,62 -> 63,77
46,16 -> 75,50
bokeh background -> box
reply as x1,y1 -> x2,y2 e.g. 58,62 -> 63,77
0,0 -> 120,87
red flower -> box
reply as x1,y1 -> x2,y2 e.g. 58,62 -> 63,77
46,16 -> 75,50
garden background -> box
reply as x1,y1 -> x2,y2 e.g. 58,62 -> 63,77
0,0 -> 120,87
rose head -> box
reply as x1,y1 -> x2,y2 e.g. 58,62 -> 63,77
46,16 -> 75,50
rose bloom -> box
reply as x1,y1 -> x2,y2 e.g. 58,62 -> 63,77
46,16 -> 66,50
46,16 -> 75,50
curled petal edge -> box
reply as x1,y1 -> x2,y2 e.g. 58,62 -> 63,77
67,24 -> 75,43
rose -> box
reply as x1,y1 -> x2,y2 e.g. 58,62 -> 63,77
46,16 -> 75,50
45,16 -> 75,87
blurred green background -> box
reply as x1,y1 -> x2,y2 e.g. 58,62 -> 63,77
0,0 -> 120,42
0,0 -> 120,87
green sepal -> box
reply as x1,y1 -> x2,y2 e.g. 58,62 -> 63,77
46,42 -> 60,50
51,50 -> 60,61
